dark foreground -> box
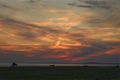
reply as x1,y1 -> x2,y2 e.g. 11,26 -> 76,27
0,66 -> 120,80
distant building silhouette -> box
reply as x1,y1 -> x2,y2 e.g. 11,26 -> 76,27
49,65 -> 55,71
115,65 -> 119,68
83,65 -> 89,67
12,62 -> 18,68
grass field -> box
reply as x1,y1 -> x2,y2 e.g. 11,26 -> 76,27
0,66 -> 120,80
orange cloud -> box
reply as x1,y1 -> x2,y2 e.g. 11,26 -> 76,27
0,45 -> 31,52
32,21 -> 79,28
0,44 -> 44,52
65,47 -> 120,62
102,38 -> 120,42
64,51 -> 104,62
105,47 -> 120,55
32,9 -> 94,28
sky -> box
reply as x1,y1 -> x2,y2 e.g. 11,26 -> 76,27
0,0 -> 120,64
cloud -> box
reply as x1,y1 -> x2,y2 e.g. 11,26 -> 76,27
1,16 -> 120,62
105,46 -> 120,55
0,15 -> 120,63
0,17 -> 62,45
69,0 -> 112,9
76,5 -> 93,8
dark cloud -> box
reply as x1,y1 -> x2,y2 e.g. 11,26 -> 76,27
1,16 -> 80,37
0,2 -> 17,10
76,5 -> 93,8
0,4 -> 13,9
16,31 -> 38,40
68,0 -> 111,9
67,2 -> 77,6
27,0 -> 41,3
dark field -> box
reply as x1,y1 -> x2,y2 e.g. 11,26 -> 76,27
0,66 -> 120,80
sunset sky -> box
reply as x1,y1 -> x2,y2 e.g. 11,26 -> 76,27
0,0 -> 120,64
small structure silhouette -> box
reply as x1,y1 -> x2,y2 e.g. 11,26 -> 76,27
49,65 -> 55,71
83,65 -> 89,67
115,65 -> 119,68
12,62 -> 18,68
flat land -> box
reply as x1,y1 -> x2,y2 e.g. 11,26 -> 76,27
0,66 -> 120,80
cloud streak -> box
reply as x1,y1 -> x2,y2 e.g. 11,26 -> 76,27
68,0 -> 112,9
